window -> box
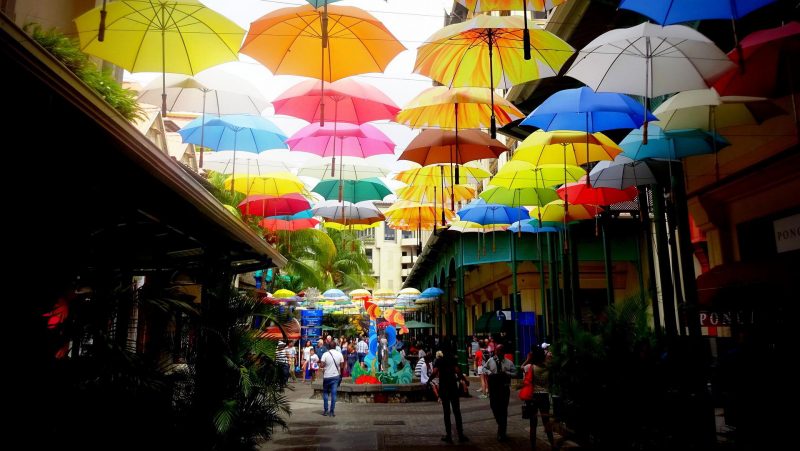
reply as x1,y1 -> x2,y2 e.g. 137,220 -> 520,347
401,251 -> 408,257
493,297 -> 503,311
365,249 -> 373,261
402,230 -> 413,239
383,223 -> 396,241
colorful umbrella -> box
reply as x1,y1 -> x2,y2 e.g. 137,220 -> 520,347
449,220 -> 510,233
589,155 -> 659,190
286,122 -> 395,174
490,161 -> 585,189
396,184 -> 477,204
323,288 -> 348,300
414,14 -> 573,137
201,151 -> 291,176
395,86 -> 524,131
619,0 -> 776,24
298,159 -> 392,181
479,186 -> 559,207
418,287 -> 444,299
273,78 -> 400,125
556,182 -> 638,206
712,21 -> 800,97
312,178 -> 392,203
349,289 -> 371,300
312,200 -> 385,225
458,201 -> 530,225
654,88 -> 784,131
512,130 -> 622,167
75,0 -> 244,116
529,200 -> 603,223
238,193 -> 310,217
508,220 -> 559,234
620,125 -> 729,160
324,221 -> 381,231
224,173 -> 306,196
241,4 -> 404,83
273,289 -> 297,299
395,165 -> 491,186
398,129 -> 507,166
521,87 -> 657,132
259,216 -> 320,232
179,114 -> 287,154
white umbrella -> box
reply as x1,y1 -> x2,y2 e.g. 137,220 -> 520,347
566,23 -> 735,142
653,88 -> 783,131
297,157 -> 392,180
311,200 -> 384,223
137,70 -> 268,115
567,23 -> 735,98
202,151 -> 290,175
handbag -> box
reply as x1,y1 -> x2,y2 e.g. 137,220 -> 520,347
521,401 -> 533,420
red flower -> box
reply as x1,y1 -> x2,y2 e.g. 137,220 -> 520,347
355,375 -> 380,385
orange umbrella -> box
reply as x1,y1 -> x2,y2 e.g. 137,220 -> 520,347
395,86 -> 523,131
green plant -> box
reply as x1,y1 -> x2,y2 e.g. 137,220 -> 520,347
25,24 -> 144,122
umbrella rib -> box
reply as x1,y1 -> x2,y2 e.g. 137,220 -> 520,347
171,5 -> 242,64
587,38 -> 645,93
269,13 -> 321,75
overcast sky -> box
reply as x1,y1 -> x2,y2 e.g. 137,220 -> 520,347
127,0 -> 455,160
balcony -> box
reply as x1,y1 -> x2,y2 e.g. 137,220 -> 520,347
401,268 -> 411,277
401,255 -> 412,264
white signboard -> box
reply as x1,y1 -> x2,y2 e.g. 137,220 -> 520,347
774,213 -> 800,253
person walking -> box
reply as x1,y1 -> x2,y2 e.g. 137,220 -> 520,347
483,343 -> 516,442
319,339 -> 345,417
520,347 -> 555,449
429,344 -> 469,444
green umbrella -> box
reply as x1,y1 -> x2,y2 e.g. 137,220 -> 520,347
312,177 -> 392,203
404,320 -> 436,329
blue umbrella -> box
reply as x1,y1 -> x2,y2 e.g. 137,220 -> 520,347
266,210 -> 314,220
619,0 -> 776,25
179,114 -> 287,153
418,287 -> 444,299
620,125 -> 729,161
521,87 -> 657,132
457,202 -> 530,225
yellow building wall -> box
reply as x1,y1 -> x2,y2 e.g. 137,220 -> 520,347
13,0 -> 96,33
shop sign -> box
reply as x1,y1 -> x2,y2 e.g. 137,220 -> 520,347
699,310 -> 754,327
774,213 -> 800,253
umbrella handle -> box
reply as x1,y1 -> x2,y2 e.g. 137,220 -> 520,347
522,0 -> 531,60
98,2 -> 107,42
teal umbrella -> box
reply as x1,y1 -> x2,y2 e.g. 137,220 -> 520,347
312,177 -> 392,203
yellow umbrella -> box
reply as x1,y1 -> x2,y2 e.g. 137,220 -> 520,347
242,5 -> 404,82
323,221 -> 381,231
75,0 -> 244,116
529,200 -> 603,223
273,289 -> 297,299
395,86 -> 523,131
373,288 -> 396,298
224,173 -> 306,196
384,201 -> 457,232
449,220 -> 510,233
414,15 -> 573,137
513,130 -> 622,166
394,165 -> 491,186
491,161 -> 586,189
396,184 -> 476,203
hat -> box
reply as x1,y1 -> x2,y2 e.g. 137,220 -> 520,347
278,341 -> 285,346
541,342 -> 550,350
418,350 -> 426,358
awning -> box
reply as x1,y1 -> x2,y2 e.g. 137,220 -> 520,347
476,312 -> 505,334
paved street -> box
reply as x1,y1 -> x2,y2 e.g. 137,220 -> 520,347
260,380 -> 560,450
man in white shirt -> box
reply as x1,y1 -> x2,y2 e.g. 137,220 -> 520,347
415,350 -> 430,384
355,337 -> 368,362
319,339 -> 345,417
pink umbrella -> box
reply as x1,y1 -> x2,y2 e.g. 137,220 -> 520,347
287,122 -> 395,176
238,193 -> 310,217
272,78 -> 400,125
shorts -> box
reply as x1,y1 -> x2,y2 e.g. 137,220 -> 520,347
477,366 -> 484,375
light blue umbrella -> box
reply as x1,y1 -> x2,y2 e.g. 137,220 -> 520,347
620,125 -> 729,161
178,114 -> 287,153
521,87 -> 657,132
266,210 -> 314,221
457,201 -> 530,225
322,288 -> 348,300
507,221 -> 559,234
418,287 -> 444,299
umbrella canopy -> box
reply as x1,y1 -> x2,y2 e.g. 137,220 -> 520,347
238,193 -> 310,217
312,178 -> 392,203
508,220 -> 559,234
449,221 -> 510,233
75,0 -> 244,116
398,129 -> 507,166
273,78 -> 400,124
404,320 -> 437,329
395,86 -> 524,130
384,201 -> 457,230
712,21 -> 800,97
349,289 -> 371,299
512,130 -> 622,166
137,68 -> 268,115
286,122 -> 395,158
418,287 -> 444,298
653,88 -> 784,130
324,221 -> 381,231
395,165 -> 491,186
259,216 -> 320,232
557,182 -> 638,206
589,155 -> 660,189
225,173 -> 306,196
479,186 -> 560,207
179,115 -> 288,153
396,184 -> 477,203
529,200 -> 603,223
566,23 -> 735,98
521,87 -> 658,132
458,201 -> 531,225
322,288 -> 348,300
312,200 -> 385,224
201,151 -> 291,175
491,161 -> 586,189
618,0 -> 776,25
415,15 -> 572,89
415,15 -> 572,136
620,125 -> 729,160
241,4 -> 405,82
273,289 -> 297,299
298,158 -> 391,180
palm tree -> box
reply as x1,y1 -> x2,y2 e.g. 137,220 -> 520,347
275,228 -> 374,291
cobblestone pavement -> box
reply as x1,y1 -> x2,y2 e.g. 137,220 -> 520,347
259,380 -> 560,451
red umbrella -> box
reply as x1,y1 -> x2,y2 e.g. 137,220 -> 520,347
259,217 -> 320,231
713,21 -> 800,97
272,78 -> 400,125
556,182 -> 638,206
238,193 -> 310,217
